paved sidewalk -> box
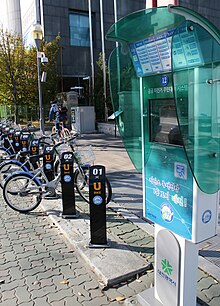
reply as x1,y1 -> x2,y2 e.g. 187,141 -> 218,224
0,132 -> 220,305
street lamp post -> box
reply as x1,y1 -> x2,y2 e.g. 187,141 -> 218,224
32,23 -> 45,134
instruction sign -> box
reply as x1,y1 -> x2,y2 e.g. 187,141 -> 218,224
129,26 -> 203,76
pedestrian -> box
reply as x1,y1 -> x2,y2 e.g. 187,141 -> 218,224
59,105 -> 68,127
49,100 -> 61,133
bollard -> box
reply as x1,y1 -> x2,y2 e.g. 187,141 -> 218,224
60,151 -> 78,218
30,139 -> 40,169
20,133 -> 31,152
12,131 -> 22,153
89,165 -> 110,248
20,133 -> 32,164
43,145 -> 55,182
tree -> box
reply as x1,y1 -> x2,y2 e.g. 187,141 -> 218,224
94,52 -> 112,122
0,28 -> 60,123
0,28 -> 30,123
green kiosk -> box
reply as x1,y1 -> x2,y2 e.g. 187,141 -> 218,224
107,5 -> 220,306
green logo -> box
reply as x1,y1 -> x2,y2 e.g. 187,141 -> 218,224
161,259 -> 173,276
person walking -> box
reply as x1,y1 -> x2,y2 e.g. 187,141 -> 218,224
49,100 -> 61,133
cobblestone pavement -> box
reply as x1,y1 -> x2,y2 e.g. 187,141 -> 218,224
1,132 -> 220,305
1,191 -> 220,305
0,192 -> 154,306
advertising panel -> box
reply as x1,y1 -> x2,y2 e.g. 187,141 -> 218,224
145,145 -> 193,240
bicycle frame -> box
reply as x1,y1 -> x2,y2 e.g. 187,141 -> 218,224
27,164 -> 61,198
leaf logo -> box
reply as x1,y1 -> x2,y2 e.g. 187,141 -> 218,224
161,259 -> 173,276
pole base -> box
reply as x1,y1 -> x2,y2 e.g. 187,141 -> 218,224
138,288 -> 163,306
137,288 -> 200,306
89,241 -> 111,248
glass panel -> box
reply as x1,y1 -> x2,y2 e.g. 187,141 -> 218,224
107,7 -> 185,173
108,47 -> 142,172
69,12 -> 90,47
172,21 -> 220,193
106,7 -> 184,44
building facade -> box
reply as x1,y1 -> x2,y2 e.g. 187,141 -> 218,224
0,0 -> 22,35
2,0 -> 220,95
40,0 -> 147,92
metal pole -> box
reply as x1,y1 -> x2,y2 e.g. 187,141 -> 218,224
100,0 -> 108,121
113,0 -> 119,137
34,0 -> 44,134
88,0 -> 95,98
37,54 -> 44,134
35,0 -> 41,23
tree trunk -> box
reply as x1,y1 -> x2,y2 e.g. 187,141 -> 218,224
14,102 -> 19,124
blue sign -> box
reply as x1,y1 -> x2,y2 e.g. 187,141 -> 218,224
45,164 -> 52,170
93,196 -> 103,205
202,210 -> 212,224
64,175 -> 72,183
145,146 -> 193,240
160,75 -> 169,87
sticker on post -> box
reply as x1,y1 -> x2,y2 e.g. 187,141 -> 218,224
202,210 -> 212,224
93,196 -> 103,205
174,162 -> 187,180
63,175 -> 71,183
45,164 -> 52,170
161,203 -> 174,223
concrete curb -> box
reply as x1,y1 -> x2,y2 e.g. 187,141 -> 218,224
39,198 -> 152,287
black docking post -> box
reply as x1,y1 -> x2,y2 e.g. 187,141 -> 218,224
43,145 -> 55,182
60,151 -> 78,218
89,165 -> 110,248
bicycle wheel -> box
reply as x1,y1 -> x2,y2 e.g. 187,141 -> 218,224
75,168 -> 112,204
3,173 -> 42,213
0,160 -> 29,189
60,128 -> 70,139
51,126 -> 56,134
0,147 -> 10,163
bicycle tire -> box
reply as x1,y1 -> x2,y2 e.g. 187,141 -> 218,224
51,126 -> 57,134
3,172 -> 42,213
0,160 -> 29,189
74,168 -> 112,204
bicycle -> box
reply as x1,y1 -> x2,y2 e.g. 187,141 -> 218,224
2,136 -> 112,213
51,121 -> 71,139
0,123 -> 36,162
0,135 -> 56,189
54,133 -> 112,204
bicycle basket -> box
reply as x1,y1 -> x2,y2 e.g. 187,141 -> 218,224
75,145 -> 95,165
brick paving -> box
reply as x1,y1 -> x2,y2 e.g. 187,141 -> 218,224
0,132 -> 220,305
0,192 -> 154,306
1,191 -> 220,305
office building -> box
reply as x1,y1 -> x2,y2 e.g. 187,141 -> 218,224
2,0 -> 220,94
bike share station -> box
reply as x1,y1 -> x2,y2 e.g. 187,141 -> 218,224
107,5 -> 220,306
54,146 -> 108,246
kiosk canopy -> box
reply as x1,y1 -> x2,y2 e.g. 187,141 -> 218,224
107,6 -> 220,193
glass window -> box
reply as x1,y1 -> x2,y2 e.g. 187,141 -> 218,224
69,12 -> 90,47
149,99 -> 183,146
